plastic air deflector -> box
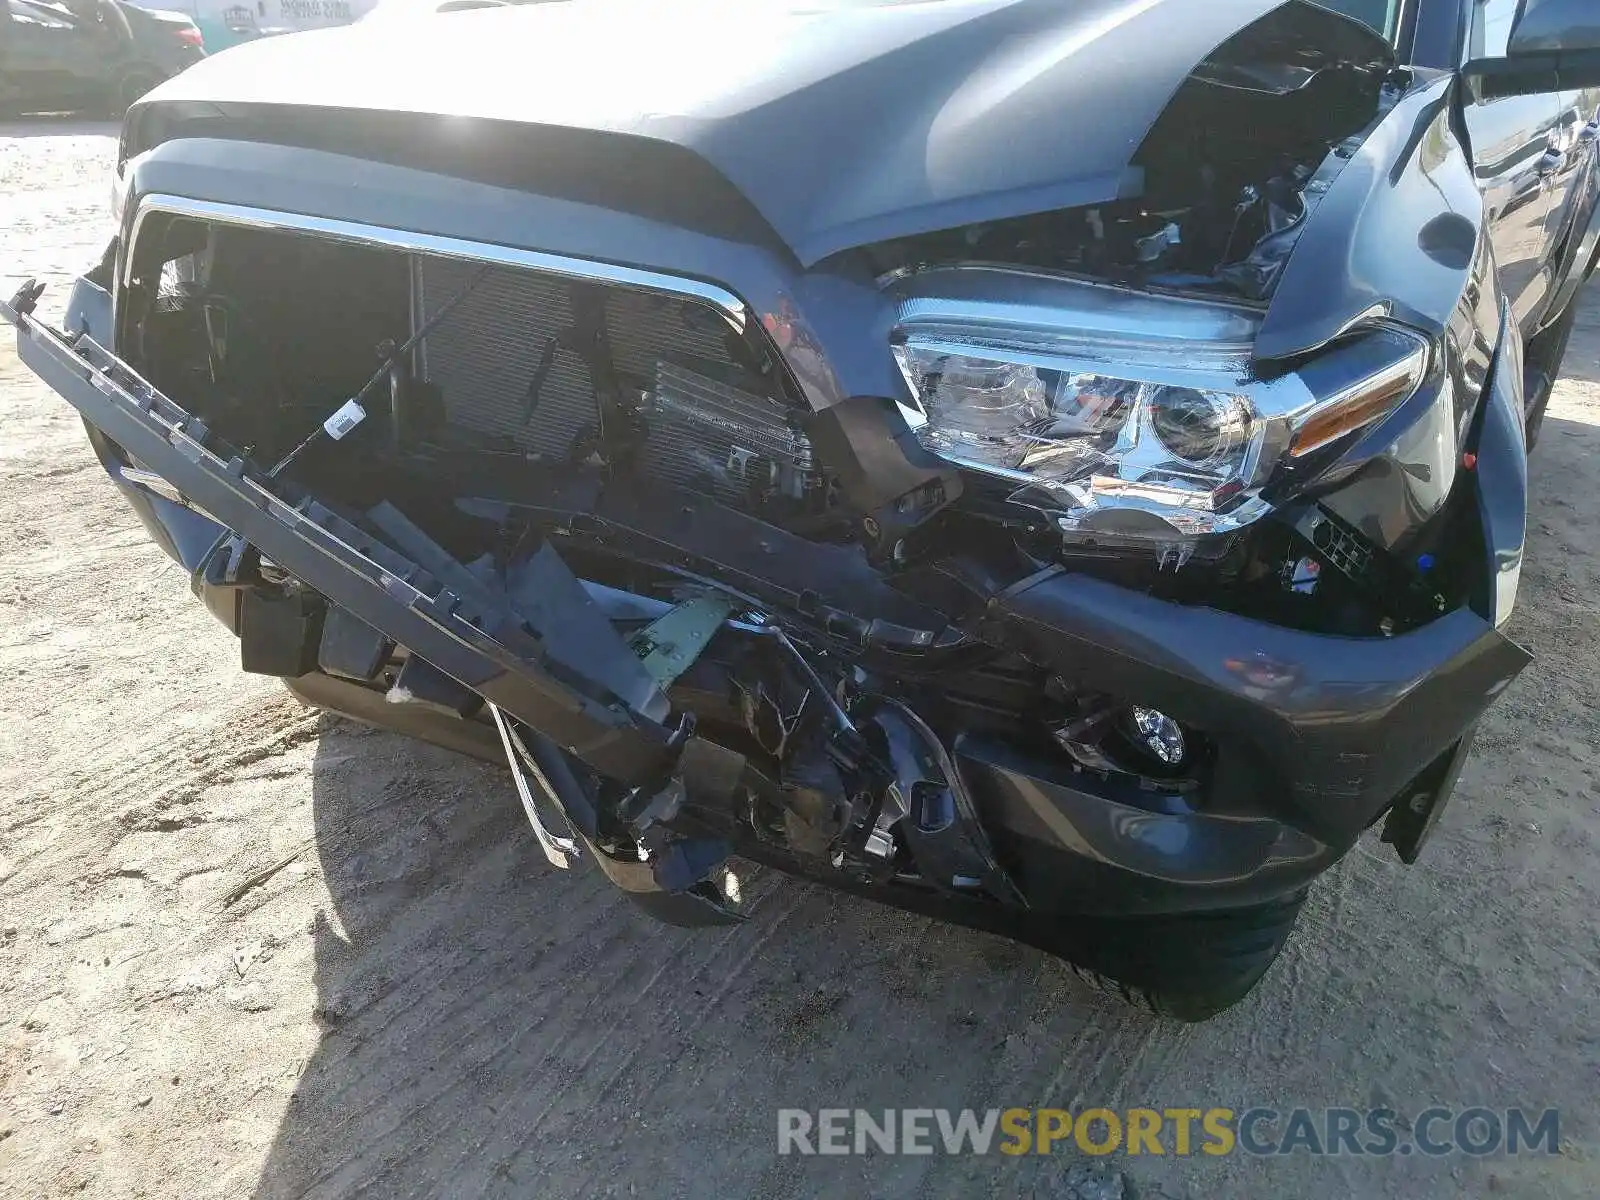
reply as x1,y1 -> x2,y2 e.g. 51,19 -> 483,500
319,605 -> 391,681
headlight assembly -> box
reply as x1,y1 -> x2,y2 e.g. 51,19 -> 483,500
890,268 -> 1430,542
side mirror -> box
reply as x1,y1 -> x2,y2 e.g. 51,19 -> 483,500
1465,0 -> 1600,99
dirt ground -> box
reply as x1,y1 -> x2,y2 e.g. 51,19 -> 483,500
0,121 -> 1596,1200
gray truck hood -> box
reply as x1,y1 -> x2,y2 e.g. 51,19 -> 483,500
142,0 -> 1374,265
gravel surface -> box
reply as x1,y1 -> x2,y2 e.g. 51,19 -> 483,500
1,120 -> 1597,1200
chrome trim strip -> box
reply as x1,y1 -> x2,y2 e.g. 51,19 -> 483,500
119,466 -> 188,505
125,194 -> 749,324
887,264 -> 1263,371
119,465 -> 219,522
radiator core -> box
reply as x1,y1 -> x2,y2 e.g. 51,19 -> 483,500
412,255 -> 820,515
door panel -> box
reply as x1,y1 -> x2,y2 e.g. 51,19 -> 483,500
1465,93 -> 1561,331
1543,91 -> 1600,291
1462,0 -> 1563,333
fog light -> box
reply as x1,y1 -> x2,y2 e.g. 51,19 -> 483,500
1126,706 -> 1185,765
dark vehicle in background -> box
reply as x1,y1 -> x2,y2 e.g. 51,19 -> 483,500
0,0 -> 204,117
121,0 -> 205,76
4,0 -> 1599,1018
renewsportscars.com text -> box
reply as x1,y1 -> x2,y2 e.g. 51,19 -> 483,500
777,1107 -> 1560,1158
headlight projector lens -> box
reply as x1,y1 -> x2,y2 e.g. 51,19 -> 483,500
1125,705 -> 1186,766
1151,388 -> 1251,465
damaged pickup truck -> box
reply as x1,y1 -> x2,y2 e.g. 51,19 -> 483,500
6,0 -> 1599,1018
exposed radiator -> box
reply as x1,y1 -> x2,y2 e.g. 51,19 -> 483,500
643,360 -> 820,509
415,262 -> 604,462
412,256 -> 824,518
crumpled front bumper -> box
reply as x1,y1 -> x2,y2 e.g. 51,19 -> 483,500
4,274 -> 1532,922
962,568 -> 1529,914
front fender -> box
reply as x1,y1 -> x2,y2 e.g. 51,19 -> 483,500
1254,74 -> 1483,362
1472,299 -> 1528,628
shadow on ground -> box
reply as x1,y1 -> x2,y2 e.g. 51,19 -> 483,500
249,722 -> 1136,1199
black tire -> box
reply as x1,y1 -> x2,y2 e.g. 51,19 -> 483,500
1043,892 -> 1306,1022
1522,296 -> 1580,452
105,67 -> 163,119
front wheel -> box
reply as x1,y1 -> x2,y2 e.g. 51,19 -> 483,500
1048,893 -> 1307,1022
105,68 -> 164,119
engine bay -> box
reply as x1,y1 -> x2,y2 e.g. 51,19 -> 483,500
861,2 -> 1401,303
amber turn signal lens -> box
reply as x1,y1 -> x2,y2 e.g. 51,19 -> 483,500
1288,347 -> 1428,458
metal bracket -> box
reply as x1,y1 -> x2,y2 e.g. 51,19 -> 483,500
489,703 -> 581,870
628,595 -> 736,687
862,697 -> 1026,907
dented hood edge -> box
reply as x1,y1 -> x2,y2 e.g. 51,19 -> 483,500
130,0 -> 1394,269
1255,73 -> 1481,363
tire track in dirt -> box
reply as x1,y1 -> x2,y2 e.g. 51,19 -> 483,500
471,882 -> 814,1185
1,694 -> 320,892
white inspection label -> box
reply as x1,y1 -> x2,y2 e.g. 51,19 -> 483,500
323,399 -> 368,441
